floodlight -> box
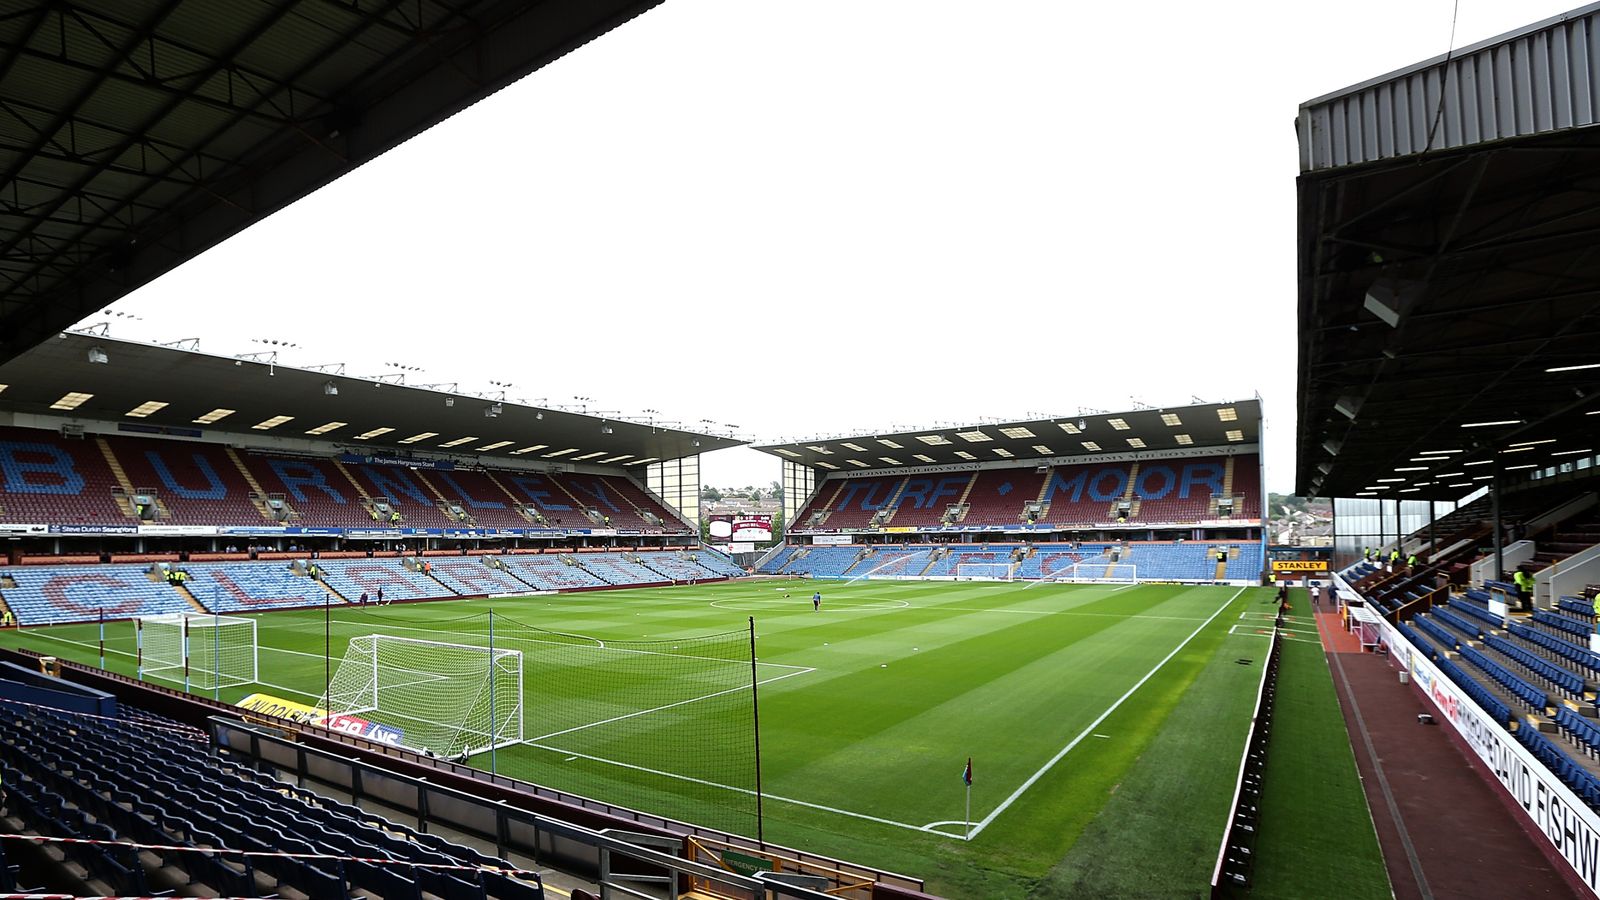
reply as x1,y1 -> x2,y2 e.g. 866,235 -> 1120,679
323,380 -> 339,396
87,346 -> 108,365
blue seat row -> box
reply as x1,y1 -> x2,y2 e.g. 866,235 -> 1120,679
1414,615 -> 1459,651
1431,650 -> 1513,726
1506,621 -> 1600,678
1555,707 -> 1600,757
0,699 -> 542,899
1534,610 -> 1592,640
1432,607 -> 1483,641
1484,635 -> 1585,697
1558,596 -> 1597,620
1516,723 -> 1600,810
1460,645 -> 1548,712
1449,598 -> 1504,630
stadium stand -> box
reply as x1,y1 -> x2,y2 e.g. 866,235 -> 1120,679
923,545 -> 1018,577
798,475 -> 905,531
637,552 -> 723,582
577,553 -> 667,586
345,463 -> 461,529
418,557 -> 533,596
0,698 -> 545,898
107,437 -> 265,526
960,469 -> 1047,526
243,452 -> 373,527
1016,545 -> 1114,580
313,558 -> 449,603
0,564 -> 188,625
757,546 -> 798,574
878,473 -> 979,528
423,468 -> 535,527
853,547 -> 935,577
183,562 -> 326,613
0,427 -> 131,524
691,549 -> 745,578
502,555 -> 610,591
777,546 -> 866,577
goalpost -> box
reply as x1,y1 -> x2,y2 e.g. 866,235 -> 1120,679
137,612 -> 258,691
954,562 -> 1014,582
1054,562 -> 1139,584
320,635 -> 523,758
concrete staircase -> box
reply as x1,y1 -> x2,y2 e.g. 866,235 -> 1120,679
332,460 -> 389,523
413,471 -> 473,524
481,471 -> 548,524
98,437 -> 168,520
226,448 -> 293,521
873,477 -> 912,526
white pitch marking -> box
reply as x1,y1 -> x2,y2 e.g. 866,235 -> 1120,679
526,741 -> 931,834
529,667 -> 815,743
1093,733 -> 1111,739
965,587 -> 1246,840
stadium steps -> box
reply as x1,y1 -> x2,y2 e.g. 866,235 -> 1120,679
1214,553 -> 1228,580
1209,457 -> 1238,518
224,448 -> 288,521
916,549 -> 943,576
875,477 -> 912,526
950,472 -> 979,522
94,438 -> 149,520
330,460 -> 384,521
412,470 -> 473,524
1108,463 -> 1140,522
0,591 -> 13,624
808,480 -> 850,528
841,549 -> 872,576
548,475 -> 604,525
480,470 -> 545,524
173,583 -> 207,613
1029,469 -> 1052,523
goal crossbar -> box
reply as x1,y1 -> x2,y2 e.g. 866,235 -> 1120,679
954,562 -> 1014,581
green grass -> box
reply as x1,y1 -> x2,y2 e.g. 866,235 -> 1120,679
1,579 -> 1370,897
1248,605 -> 1391,899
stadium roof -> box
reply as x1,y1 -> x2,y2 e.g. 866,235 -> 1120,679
1296,3 -> 1600,500
0,333 -> 740,465
0,0 -> 661,368
753,400 -> 1261,472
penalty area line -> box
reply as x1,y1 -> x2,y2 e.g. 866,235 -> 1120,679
964,586 -> 1246,840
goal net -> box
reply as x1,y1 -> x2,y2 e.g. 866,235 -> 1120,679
138,613 -> 257,690
320,635 -> 523,758
1032,563 -> 1139,585
955,563 -> 1014,581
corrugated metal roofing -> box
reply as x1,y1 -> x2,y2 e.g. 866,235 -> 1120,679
0,0 -> 663,367
1299,1 -> 1600,171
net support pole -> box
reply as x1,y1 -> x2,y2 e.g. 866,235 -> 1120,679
97,608 -> 105,671
182,617 -> 191,695
213,609 -> 221,701
489,610 -> 498,775
135,618 -> 143,681
749,616 -> 765,846
324,589 -> 331,704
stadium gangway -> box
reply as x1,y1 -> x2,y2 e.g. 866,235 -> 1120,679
208,716 -> 876,900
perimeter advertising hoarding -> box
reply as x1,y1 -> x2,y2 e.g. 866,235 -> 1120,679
1340,575 -> 1600,896
708,514 -> 772,543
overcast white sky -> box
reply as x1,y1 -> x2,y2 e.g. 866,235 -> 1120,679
96,0 -> 1581,494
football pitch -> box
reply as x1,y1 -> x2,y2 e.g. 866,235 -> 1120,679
2,579 -> 1351,897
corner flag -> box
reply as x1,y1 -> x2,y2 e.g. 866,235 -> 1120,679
963,758 -> 972,786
